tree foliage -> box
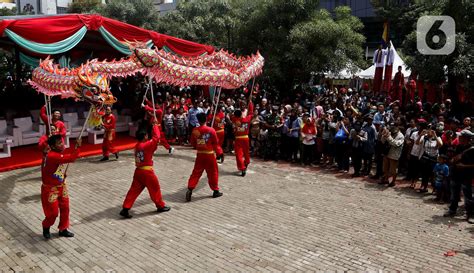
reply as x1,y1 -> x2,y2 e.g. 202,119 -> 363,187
68,0 -> 104,14
289,6 -> 366,82
68,0 -> 158,30
101,0 -> 158,30
372,0 -> 473,104
155,0 -> 242,50
157,0 -> 366,92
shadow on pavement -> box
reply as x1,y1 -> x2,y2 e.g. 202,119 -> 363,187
0,167 -> 59,254
162,180 -> 208,204
425,214 -> 466,225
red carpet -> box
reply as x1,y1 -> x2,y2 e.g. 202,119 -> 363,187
0,133 -> 136,173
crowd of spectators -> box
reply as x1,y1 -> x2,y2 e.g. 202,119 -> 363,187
128,78 -> 474,223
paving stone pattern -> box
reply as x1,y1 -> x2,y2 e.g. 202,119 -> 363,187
0,147 -> 473,272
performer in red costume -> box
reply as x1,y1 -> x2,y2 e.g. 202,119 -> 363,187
120,123 -> 170,218
392,66 -> 405,103
100,106 -> 119,161
38,125 -> 56,155
207,106 -> 225,163
40,105 -> 67,143
186,113 -> 223,202
41,135 -> 81,239
232,97 -> 254,177
142,99 -> 174,154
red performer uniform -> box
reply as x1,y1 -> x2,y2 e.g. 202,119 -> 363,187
232,102 -> 254,171
38,135 -> 49,154
393,71 -> 404,103
102,113 -> 117,157
144,100 -> 171,150
187,125 -> 220,191
122,125 -> 167,209
40,106 -> 67,143
207,111 -> 225,156
41,148 -> 80,231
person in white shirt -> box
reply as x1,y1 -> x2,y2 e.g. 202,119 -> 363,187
383,43 -> 395,93
416,124 -> 443,193
373,44 -> 387,93
406,120 -> 426,188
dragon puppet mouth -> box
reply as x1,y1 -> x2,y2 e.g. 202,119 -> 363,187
92,94 -> 117,115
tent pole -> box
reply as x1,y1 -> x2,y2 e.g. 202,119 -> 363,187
14,46 -> 21,94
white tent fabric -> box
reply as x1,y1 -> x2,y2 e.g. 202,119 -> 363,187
357,42 -> 410,79
325,67 -> 361,79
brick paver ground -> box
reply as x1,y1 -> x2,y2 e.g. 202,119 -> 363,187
0,147 -> 473,272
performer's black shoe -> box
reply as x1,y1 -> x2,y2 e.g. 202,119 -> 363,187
119,208 -> 133,219
443,210 -> 456,217
58,229 -> 74,238
157,206 -> 171,213
43,227 -> 51,239
185,189 -> 193,202
241,169 -> 246,177
100,156 -> 109,161
114,152 -> 119,159
169,147 -> 175,154
220,154 -> 224,164
212,190 -> 223,198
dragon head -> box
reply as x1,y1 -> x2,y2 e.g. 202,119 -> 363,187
77,65 -> 116,115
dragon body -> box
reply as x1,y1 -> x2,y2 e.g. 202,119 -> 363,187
29,46 -> 264,111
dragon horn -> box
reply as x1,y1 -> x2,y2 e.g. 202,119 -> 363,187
78,64 -> 87,83
85,67 -> 93,85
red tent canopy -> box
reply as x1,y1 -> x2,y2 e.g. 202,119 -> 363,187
0,14 -> 214,57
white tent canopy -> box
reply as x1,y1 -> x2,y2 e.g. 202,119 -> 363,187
357,42 -> 411,79
325,64 -> 362,79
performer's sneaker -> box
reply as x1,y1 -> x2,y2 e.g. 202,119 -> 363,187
212,190 -> 223,198
43,227 -> 51,239
100,156 -> 109,161
119,208 -> 133,219
241,169 -> 246,177
169,147 -> 175,154
157,206 -> 171,213
185,189 -> 193,202
58,229 -> 74,238
220,155 -> 225,164
114,152 -> 119,159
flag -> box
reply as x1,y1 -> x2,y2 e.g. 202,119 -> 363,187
382,21 -> 389,47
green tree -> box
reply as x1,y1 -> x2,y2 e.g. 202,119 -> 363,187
156,0 -> 366,93
372,0 -> 473,108
0,7 -> 17,16
289,6 -> 366,82
68,0 -> 104,14
156,0 -> 243,50
101,0 -> 159,30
